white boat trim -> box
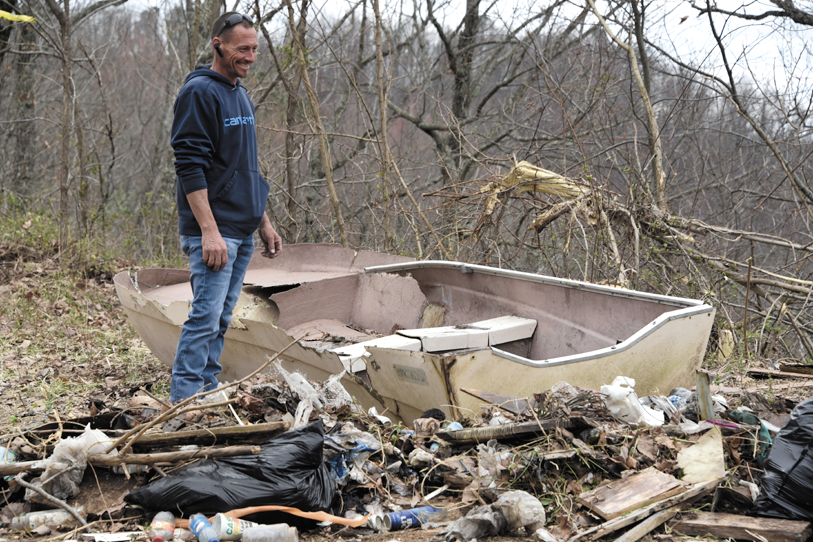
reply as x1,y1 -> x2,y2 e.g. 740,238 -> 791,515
365,260 -> 706,308
491,303 -> 714,367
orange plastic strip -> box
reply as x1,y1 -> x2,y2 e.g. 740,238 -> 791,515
175,506 -> 370,529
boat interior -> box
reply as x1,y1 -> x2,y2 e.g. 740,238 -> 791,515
129,244 -> 700,370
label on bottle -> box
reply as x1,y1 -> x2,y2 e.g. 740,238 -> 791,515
151,521 -> 176,532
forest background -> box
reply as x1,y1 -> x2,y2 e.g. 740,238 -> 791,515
1,0 -> 813,366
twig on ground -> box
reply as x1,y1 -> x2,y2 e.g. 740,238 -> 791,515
14,473 -> 88,531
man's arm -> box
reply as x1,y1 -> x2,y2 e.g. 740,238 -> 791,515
187,189 -> 229,271
258,213 -> 282,259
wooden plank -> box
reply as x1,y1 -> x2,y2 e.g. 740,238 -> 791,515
568,477 -> 723,542
128,421 -> 289,449
436,418 -> 584,444
696,370 -> 716,421
24,421 -> 290,451
613,509 -> 677,542
747,368 -> 813,380
778,363 -> 813,375
577,467 -> 687,520
672,512 -> 811,542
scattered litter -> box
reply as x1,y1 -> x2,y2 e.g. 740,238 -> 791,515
2,366 -> 806,542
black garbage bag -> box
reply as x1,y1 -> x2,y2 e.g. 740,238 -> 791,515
750,396 -> 813,521
125,422 -> 335,521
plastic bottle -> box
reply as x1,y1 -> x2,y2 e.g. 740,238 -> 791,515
189,514 -> 219,542
148,512 -> 176,542
211,513 -> 259,541
241,524 -> 298,542
10,507 -> 85,531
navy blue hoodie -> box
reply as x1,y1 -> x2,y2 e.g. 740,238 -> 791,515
171,69 -> 270,239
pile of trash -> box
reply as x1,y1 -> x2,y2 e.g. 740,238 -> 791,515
1,366 -> 812,542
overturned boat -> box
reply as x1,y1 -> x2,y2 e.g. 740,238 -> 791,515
115,244 -> 715,423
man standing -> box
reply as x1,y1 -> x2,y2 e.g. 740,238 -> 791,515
170,12 -> 282,403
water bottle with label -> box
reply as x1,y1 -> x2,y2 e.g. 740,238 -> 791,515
189,514 -> 219,542
148,512 -> 176,542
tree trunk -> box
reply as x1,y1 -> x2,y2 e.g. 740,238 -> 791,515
12,22 -> 37,197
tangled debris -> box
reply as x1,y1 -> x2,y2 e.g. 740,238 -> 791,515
1,360 -> 812,542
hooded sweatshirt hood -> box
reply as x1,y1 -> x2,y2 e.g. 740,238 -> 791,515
171,68 -> 269,239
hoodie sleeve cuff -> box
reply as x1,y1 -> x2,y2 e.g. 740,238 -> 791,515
179,170 -> 208,195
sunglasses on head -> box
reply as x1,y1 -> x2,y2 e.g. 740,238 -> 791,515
217,13 -> 254,36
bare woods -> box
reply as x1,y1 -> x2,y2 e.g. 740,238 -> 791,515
1,0 -> 812,361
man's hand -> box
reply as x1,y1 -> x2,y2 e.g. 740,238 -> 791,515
202,229 -> 229,271
187,189 -> 228,271
258,213 -> 282,259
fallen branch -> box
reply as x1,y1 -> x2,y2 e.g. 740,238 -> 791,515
87,444 -> 262,466
105,336 -> 302,456
14,473 -> 88,531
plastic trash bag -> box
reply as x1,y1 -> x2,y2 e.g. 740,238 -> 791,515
601,376 -> 664,427
25,424 -> 117,504
729,409 -> 772,466
125,422 -> 335,519
324,427 -> 381,485
750,397 -> 813,521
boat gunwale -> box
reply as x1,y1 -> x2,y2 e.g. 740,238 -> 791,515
487,303 -> 714,368
364,260 -> 708,308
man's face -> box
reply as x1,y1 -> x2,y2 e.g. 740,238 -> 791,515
215,25 -> 258,82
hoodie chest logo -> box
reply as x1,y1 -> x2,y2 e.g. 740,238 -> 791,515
223,115 -> 255,127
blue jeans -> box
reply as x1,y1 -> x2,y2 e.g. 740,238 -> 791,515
170,234 -> 254,402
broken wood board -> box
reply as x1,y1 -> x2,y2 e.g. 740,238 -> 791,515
568,477 -> 723,542
747,368 -> 813,380
436,418 -> 584,444
614,509 -> 677,542
672,512 -> 811,542
778,362 -> 813,375
577,467 -> 687,520
128,421 -> 289,449
461,387 -> 536,415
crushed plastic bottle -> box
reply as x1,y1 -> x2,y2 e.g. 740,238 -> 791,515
190,514 -> 219,542
241,524 -> 298,542
148,511 -> 176,542
11,506 -> 86,531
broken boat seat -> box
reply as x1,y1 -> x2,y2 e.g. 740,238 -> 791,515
331,316 -> 538,372
331,334 -> 422,373
397,315 -> 537,352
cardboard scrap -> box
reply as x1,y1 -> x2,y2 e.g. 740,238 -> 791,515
677,426 -> 726,483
